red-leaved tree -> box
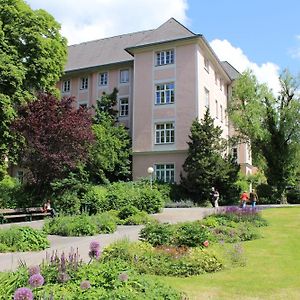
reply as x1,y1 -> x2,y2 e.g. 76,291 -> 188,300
12,93 -> 94,193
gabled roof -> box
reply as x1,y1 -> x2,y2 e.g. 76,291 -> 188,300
221,61 -> 240,80
65,18 -> 196,72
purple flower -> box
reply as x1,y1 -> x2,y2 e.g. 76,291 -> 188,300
14,287 -> 33,300
57,272 -> 70,283
28,265 -> 40,276
89,241 -> 101,259
118,272 -> 129,282
29,273 -> 44,288
89,241 -> 100,251
80,280 -> 91,290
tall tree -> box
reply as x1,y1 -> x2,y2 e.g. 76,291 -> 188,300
181,110 -> 239,203
12,93 -> 94,196
87,89 -> 131,183
229,70 -> 300,202
0,0 -> 67,176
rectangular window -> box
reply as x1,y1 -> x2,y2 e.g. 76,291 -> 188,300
215,100 -> 218,118
119,98 -> 129,116
80,77 -> 88,90
155,164 -> 175,183
232,147 -> 238,163
204,58 -> 209,72
156,49 -> 174,66
120,69 -> 129,83
220,104 -> 223,122
16,170 -> 24,184
62,80 -> 70,93
215,71 -> 218,85
99,72 -> 108,86
155,122 -> 175,144
220,79 -> 223,91
205,88 -> 210,108
155,83 -> 175,104
78,102 -> 88,109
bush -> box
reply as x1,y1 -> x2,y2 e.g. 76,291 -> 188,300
173,222 -> 210,247
118,205 -> 140,220
102,240 -> 223,277
256,183 -> 277,204
0,226 -> 49,252
92,212 -> 117,233
44,214 -> 98,236
81,185 -> 108,214
53,191 -> 81,215
123,211 -> 153,225
140,222 -> 175,246
287,188 -> 300,204
0,175 -> 20,208
164,199 -> 194,208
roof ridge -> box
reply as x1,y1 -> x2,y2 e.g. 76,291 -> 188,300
68,28 -> 154,47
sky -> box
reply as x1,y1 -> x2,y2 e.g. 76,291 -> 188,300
26,0 -> 300,93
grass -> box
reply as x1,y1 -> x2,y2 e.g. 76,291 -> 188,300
160,207 -> 300,300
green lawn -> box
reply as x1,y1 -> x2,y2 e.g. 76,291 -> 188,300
160,207 -> 300,300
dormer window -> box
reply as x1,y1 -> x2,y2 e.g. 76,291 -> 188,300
156,49 -> 174,66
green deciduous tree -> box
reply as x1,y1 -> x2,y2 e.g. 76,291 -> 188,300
0,0 -> 67,176
87,89 -> 131,183
181,110 -> 239,203
229,70 -> 300,202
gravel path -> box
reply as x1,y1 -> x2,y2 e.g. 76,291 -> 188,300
0,207 -> 213,272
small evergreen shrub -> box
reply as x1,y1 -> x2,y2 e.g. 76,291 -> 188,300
118,205 -> 140,220
140,222 -> 175,246
0,226 -> 49,252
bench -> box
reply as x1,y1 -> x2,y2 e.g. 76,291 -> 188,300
0,207 -> 51,224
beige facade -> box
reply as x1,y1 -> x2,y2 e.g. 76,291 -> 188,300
57,18 -> 253,183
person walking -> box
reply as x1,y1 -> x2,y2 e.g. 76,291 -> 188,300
240,191 -> 249,208
249,189 -> 258,208
211,187 -> 220,208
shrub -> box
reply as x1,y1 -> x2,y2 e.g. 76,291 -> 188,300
140,222 -> 175,246
173,222 -> 210,247
0,226 -> 49,252
164,199 -> 194,208
81,185 -> 108,214
118,205 -> 140,220
287,188 -> 300,204
123,211 -> 153,225
0,175 -> 20,208
92,212 -> 117,233
53,191 -> 81,215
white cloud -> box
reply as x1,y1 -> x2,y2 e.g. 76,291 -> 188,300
26,0 -> 189,44
210,39 -> 281,94
289,35 -> 300,59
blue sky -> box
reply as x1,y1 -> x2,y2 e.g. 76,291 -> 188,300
187,0 -> 300,74
26,0 -> 300,92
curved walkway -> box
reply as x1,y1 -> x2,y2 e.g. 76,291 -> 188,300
0,207 -> 213,272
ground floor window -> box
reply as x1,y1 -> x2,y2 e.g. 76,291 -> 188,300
155,163 -> 175,183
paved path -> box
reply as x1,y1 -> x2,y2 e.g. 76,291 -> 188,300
0,208 -> 213,272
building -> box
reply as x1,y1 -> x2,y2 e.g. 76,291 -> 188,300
57,18 -> 253,183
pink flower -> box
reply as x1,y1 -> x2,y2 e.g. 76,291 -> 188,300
29,273 -> 44,288
14,287 -> 33,300
203,240 -> 209,247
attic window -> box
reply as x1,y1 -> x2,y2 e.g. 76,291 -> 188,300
156,49 -> 174,66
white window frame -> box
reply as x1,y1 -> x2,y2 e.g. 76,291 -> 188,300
155,82 -> 175,105
119,97 -> 129,117
99,72 -> 108,86
215,71 -> 218,85
155,122 -> 175,144
120,69 -> 129,83
155,164 -> 175,183
80,77 -> 88,90
220,104 -> 223,122
204,88 -> 210,108
156,49 -> 174,66
215,100 -> 218,119
204,58 -> 209,73
62,80 -> 70,93
220,79 -> 223,91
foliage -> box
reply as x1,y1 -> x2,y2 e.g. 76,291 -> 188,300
173,222 -> 210,247
140,222 -> 175,246
53,191 -> 82,215
118,205 -> 140,220
43,213 -> 118,236
12,93 -> 94,197
81,185 -> 108,214
0,0 -> 67,175
256,183 -> 278,204
0,226 -> 49,252
164,199 -> 195,208
122,210 -> 153,225
106,182 -> 164,213
229,70 -> 300,202
102,240 -> 223,277
87,89 -> 131,184
286,188 -> 300,204
0,175 -> 20,208
181,110 -> 240,204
